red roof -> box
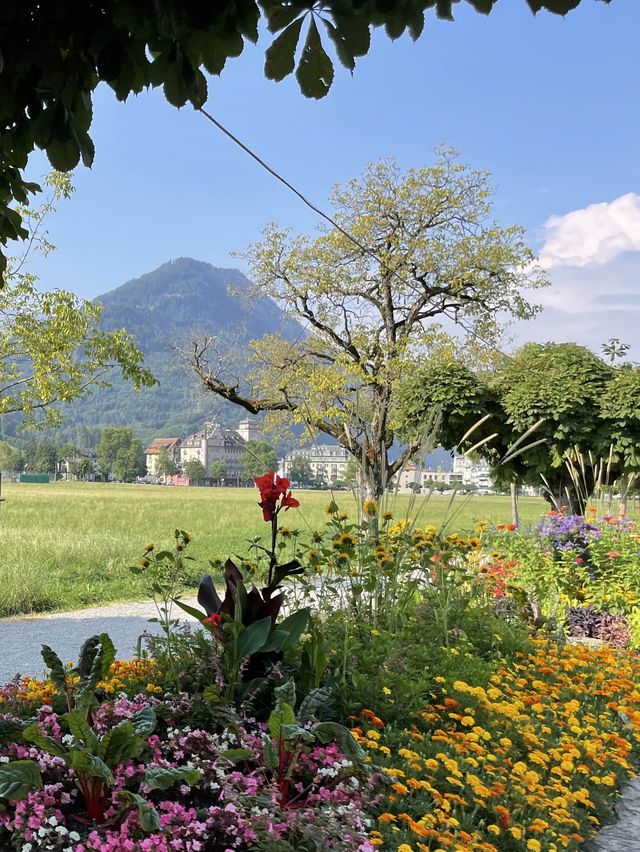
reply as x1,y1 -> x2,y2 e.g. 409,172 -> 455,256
144,438 -> 180,455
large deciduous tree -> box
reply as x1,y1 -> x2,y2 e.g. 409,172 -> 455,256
187,150 -> 547,498
97,427 -> 145,481
0,1 -> 612,270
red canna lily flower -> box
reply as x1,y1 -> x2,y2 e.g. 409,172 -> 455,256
254,471 -> 300,522
507,524 -> 517,531
203,613 -> 222,629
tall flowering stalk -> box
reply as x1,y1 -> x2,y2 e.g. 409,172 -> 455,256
254,471 -> 299,587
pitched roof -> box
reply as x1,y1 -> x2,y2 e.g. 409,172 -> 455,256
144,437 -> 181,455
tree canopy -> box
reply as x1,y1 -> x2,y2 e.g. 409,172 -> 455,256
241,440 -> 278,481
395,342 -> 640,510
0,0 -> 612,271
188,150 -> 546,497
97,426 -> 145,481
184,459 -> 206,483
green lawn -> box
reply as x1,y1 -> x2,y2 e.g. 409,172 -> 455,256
0,482 -> 548,616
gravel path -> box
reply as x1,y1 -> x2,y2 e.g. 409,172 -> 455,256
0,600 -> 200,684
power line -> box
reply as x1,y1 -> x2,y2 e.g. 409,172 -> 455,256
198,106 -> 513,361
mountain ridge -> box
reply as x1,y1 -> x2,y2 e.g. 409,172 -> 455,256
45,257 -> 301,444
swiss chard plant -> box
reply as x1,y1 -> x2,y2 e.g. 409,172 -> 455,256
0,704 -> 200,827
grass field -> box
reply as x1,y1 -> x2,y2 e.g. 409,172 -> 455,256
0,482 -> 548,617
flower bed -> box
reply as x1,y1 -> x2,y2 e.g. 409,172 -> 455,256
353,640 -> 640,852
2,480 -> 640,852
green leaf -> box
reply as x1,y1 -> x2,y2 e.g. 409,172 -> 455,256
268,701 -> 295,742
221,747 -> 254,762
295,18 -> 334,99
277,607 -> 310,650
23,723 -> 67,758
64,710 -> 98,751
97,633 -> 116,677
262,736 -> 278,771
0,760 -> 43,801
235,615 -> 272,659
263,3 -> 305,32
172,598 -> 206,622
144,766 -> 201,791
322,19 -> 355,71
202,684 -> 222,704
0,718 -> 26,745
41,645 -> 68,694
298,686 -> 332,724
313,721 -> 365,764
260,628 -> 290,652
130,707 -> 156,736
265,18 -> 304,81
274,679 -> 296,709
117,791 -> 160,833
331,12 -> 371,57
163,59 -> 190,108
98,721 -> 143,766
67,750 -> 113,783
46,138 -> 81,172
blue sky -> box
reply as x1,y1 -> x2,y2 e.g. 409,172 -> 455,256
24,0 -> 640,354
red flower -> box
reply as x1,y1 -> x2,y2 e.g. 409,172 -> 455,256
507,524 -> 517,531
203,613 -> 222,629
254,471 -> 300,522
608,550 -> 620,559
496,524 -> 506,531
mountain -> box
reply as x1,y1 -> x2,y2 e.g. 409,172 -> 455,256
50,258 -> 303,445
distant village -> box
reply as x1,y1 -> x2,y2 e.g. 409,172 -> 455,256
141,419 -> 527,494
16,417 -> 537,494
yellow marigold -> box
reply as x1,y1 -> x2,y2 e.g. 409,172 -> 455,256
526,841 -> 541,852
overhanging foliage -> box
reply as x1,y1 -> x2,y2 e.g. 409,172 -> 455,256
0,0 -> 613,272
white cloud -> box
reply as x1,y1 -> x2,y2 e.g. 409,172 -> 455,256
539,193 -> 640,269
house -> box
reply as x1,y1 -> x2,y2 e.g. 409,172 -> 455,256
281,444 -> 351,485
144,438 -> 181,477
452,453 -> 494,491
396,462 -> 463,493
179,421 -> 245,480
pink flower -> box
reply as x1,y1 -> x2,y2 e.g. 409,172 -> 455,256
608,550 -> 620,558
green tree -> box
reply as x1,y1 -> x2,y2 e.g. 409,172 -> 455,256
188,151 -> 546,498
34,438 -> 58,474
57,443 -> 77,461
208,460 -> 227,483
343,457 -> 361,488
0,440 -> 24,473
97,427 -> 144,480
241,441 -> 278,481
395,342 -> 640,512
0,1 -> 598,268
288,455 -> 313,485
184,459 -> 206,483
0,174 -> 155,428
76,456 -> 93,481
113,441 -> 146,483
155,445 -> 178,477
